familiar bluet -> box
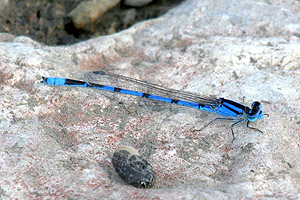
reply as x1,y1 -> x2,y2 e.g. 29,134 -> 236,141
41,70 -> 265,142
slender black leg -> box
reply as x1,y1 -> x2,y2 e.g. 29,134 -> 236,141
246,121 -> 263,133
194,117 -> 241,142
229,119 -> 246,143
195,117 -> 239,131
194,117 -> 263,143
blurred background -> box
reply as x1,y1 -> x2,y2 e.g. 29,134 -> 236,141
0,0 -> 184,45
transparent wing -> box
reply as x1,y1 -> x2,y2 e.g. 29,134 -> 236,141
77,70 -> 217,106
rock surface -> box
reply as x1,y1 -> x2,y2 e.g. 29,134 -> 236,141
1,0 -> 300,199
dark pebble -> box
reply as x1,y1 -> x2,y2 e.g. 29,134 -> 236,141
112,146 -> 156,188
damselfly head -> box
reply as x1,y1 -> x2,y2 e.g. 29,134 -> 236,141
40,76 -> 47,83
248,101 -> 264,121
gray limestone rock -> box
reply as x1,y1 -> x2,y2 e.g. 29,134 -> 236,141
0,0 -> 300,199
